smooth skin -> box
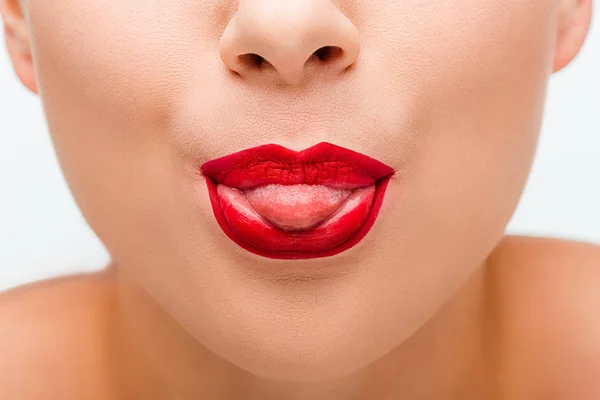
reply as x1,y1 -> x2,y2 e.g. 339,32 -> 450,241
1,0 -> 599,399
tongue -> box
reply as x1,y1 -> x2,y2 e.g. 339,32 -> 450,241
242,184 -> 353,231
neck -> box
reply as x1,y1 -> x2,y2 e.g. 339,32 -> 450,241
109,262 -> 495,400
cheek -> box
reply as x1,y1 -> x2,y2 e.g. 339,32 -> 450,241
355,0 -> 558,320
24,0 -> 218,237
364,0 -> 557,230
26,0 -> 221,121
409,0 -> 556,232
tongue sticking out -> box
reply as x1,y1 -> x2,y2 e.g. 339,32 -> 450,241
242,184 -> 353,231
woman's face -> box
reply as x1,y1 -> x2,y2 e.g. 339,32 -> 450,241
15,0 -> 570,380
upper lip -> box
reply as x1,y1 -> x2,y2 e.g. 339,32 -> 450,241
200,142 -> 395,190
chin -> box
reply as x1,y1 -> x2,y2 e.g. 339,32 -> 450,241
211,337 -> 383,382
178,296 -> 413,383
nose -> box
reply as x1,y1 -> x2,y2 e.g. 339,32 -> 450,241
219,0 -> 361,86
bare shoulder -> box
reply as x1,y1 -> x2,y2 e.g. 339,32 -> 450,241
488,235 -> 600,399
0,272 -> 117,400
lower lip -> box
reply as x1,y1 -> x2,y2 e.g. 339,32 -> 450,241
203,177 -> 392,260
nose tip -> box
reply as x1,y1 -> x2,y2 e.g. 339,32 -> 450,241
219,0 -> 361,86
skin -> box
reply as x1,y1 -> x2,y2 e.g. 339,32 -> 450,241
0,0 -> 598,398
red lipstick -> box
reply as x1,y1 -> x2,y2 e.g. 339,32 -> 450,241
200,142 -> 394,259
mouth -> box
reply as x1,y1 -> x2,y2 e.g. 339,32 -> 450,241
200,142 -> 395,260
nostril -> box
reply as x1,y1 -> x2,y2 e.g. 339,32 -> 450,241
314,46 -> 344,63
238,53 -> 273,70
233,46 -> 350,81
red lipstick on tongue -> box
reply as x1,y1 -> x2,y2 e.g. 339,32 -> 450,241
200,142 -> 395,260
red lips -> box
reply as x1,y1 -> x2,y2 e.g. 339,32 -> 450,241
200,142 -> 395,259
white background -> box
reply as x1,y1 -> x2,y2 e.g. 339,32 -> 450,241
1,17 -> 599,293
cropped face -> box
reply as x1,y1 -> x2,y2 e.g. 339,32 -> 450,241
3,0 -> 592,381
